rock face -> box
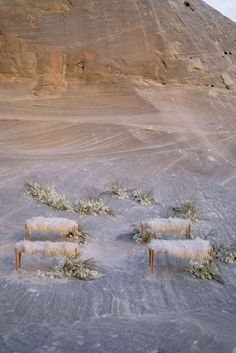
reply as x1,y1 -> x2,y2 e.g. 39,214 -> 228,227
0,0 -> 236,94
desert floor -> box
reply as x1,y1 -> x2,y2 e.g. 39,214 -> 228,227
0,79 -> 236,353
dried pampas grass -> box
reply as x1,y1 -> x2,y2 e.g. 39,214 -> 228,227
15,240 -> 78,258
143,217 -> 191,235
149,238 -> 211,261
25,217 -> 78,238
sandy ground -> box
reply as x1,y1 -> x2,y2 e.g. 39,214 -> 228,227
0,80 -> 236,353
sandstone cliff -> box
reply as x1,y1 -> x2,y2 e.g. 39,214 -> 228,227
0,0 -> 235,94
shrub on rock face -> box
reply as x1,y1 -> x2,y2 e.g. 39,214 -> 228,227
130,189 -> 156,206
25,181 -> 71,211
74,198 -> 112,215
184,1 -> 190,7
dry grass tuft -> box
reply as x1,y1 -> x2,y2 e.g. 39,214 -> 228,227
139,231 -> 157,244
25,182 -> 71,211
131,224 -> 158,244
187,261 -> 224,284
104,182 -> 129,200
25,217 -> 78,238
52,258 -> 99,280
67,224 -> 89,244
171,200 -> 198,222
15,240 -> 78,258
74,198 -> 112,216
130,189 -> 156,206
213,244 -> 236,263
149,238 -> 211,261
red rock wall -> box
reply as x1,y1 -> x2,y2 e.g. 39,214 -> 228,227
0,0 -> 235,94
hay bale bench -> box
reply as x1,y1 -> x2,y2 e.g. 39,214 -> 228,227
15,240 -> 78,270
24,217 -> 78,241
141,217 -> 192,239
148,238 -> 212,273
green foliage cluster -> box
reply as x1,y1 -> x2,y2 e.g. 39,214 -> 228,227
130,189 -> 156,206
52,258 -> 98,280
67,224 -> 89,244
74,199 -> 112,215
104,182 -> 129,200
25,182 -> 71,211
171,200 -> 198,222
105,183 -> 156,206
214,244 -> 236,263
187,261 -> 224,284
131,224 -> 157,244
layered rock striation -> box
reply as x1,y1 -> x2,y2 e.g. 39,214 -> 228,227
0,0 -> 235,94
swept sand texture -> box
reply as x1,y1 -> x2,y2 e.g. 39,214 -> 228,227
0,0 -> 236,352
0,80 -> 236,353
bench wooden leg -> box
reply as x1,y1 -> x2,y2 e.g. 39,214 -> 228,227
15,249 -> 20,270
187,224 -> 192,239
151,249 -> 155,273
19,252 -> 21,268
149,248 -> 152,267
